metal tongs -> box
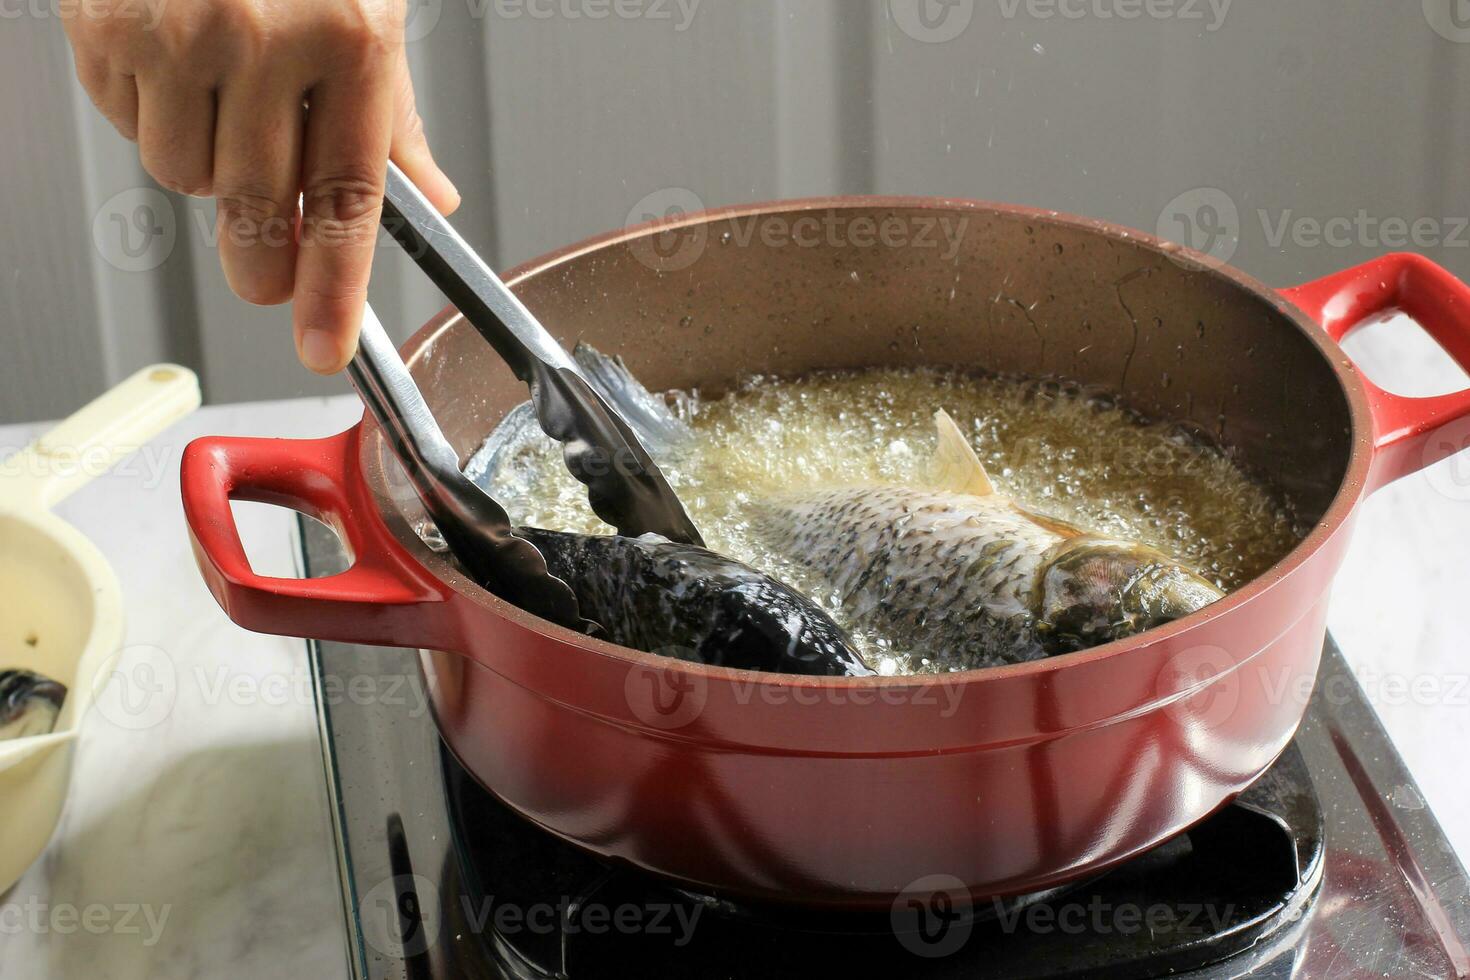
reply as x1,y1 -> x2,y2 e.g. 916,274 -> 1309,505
348,305 -> 595,631
379,162 -> 703,547
345,163 -> 702,631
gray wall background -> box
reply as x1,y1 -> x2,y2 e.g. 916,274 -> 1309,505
4,0 -> 1469,420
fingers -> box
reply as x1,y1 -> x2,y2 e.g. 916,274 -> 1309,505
75,58 -> 140,141
389,50 -> 459,216
62,0 -> 461,377
136,73 -> 216,196
293,67 -> 395,374
212,77 -> 305,306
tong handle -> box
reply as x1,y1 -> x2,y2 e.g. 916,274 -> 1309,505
380,163 -> 574,379
347,304 -> 464,499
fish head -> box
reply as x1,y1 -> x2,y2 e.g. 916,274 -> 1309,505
1033,539 -> 1225,654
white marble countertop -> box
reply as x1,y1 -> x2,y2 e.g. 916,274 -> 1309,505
0,322 -> 1468,976
0,395 -> 363,979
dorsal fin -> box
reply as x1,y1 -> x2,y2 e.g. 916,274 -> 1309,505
930,409 -> 996,497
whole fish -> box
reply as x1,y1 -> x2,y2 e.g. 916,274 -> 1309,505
0,669 -> 66,741
753,411 -> 1225,669
514,527 -> 873,677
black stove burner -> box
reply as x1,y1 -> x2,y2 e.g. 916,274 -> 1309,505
424,741 -> 1323,979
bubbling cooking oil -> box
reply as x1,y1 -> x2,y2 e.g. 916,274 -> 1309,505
477,368 -> 1304,674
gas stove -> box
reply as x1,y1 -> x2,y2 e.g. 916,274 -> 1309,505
298,517 -> 1470,979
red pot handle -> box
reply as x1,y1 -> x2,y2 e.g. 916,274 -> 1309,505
180,429 -> 456,648
1281,252 -> 1470,492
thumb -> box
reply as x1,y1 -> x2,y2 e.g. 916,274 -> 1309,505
389,50 -> 461,215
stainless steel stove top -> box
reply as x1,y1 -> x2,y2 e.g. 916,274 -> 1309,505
298,517 -> 1470,979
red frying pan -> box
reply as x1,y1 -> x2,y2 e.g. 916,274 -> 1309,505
181,199 -> 1470,907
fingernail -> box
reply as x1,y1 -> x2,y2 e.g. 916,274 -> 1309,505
438,170 -> 462,213
300,330 -> 342,374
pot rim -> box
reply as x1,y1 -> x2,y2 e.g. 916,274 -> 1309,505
366,195 -> 1376,689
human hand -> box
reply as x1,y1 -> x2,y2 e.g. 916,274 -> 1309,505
64,0 -> 461,373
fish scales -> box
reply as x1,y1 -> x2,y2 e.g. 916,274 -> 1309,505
752,410 -> 1225,669
757,486 -> 1063,668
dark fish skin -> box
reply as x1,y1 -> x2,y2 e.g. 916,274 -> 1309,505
513,527 -> 874,677
0,669 -> 66,740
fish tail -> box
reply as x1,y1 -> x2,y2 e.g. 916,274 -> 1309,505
573,343 -> 693,453
468,345 -> 693,489
464,401 -> 541,488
